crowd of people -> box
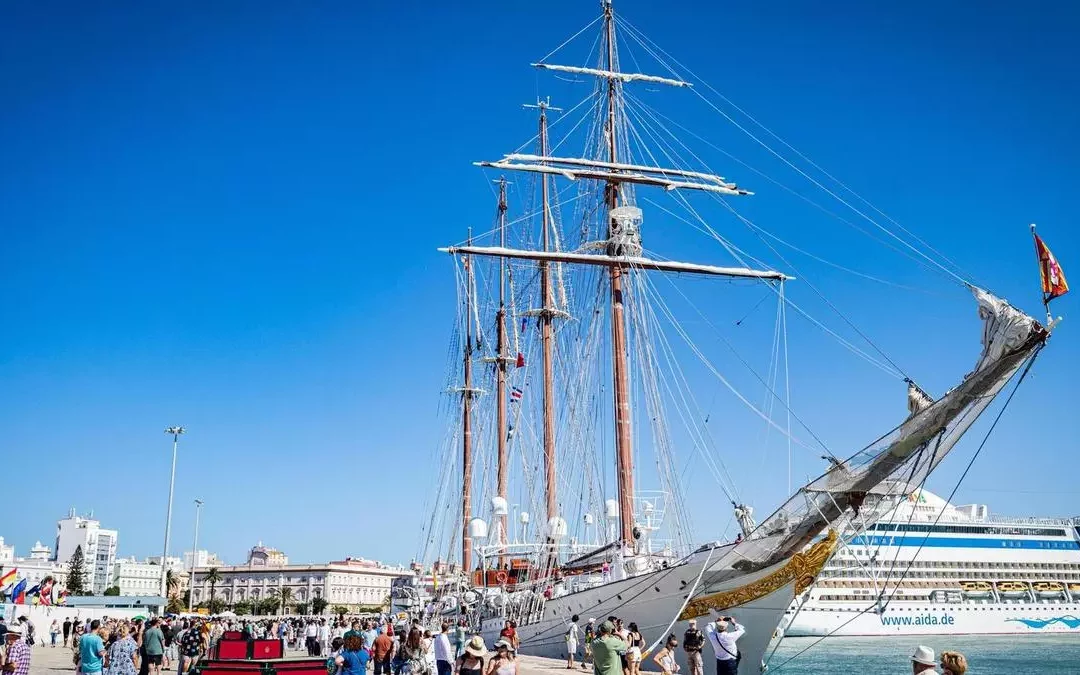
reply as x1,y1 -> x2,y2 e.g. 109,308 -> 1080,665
0,611 -> 969,675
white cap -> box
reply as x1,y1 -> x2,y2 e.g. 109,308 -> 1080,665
5,625 -> 22,637
911,646 -> 935,666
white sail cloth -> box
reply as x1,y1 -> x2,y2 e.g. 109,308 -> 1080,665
745,287 -> 1047,567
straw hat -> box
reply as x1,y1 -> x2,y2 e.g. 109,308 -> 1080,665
465,636 -> 488,657
494,638 -> 515,652
911,646 -> 936,666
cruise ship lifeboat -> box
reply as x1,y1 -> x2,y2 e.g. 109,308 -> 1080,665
996,580 -> 1030,598
959,580 -> 992,598
1033,581 -> 1066,599
1068,582 -> 1080,599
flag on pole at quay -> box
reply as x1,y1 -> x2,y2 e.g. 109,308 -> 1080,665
9,578 -> 27,604
1033,230 -> 1069,301
0,567 -> 16,588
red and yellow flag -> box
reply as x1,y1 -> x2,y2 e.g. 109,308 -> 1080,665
1033,231 -> 1069,301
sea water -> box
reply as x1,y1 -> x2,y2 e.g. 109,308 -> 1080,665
766,635 -> 1080,673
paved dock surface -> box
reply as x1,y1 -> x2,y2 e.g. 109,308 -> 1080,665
23,644 -> 572,675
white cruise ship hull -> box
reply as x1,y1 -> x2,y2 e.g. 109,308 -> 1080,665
783,602 -> 1080,636
480,552 -> 803,675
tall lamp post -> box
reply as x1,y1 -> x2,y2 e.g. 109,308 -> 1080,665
188,498 -> 203,612
160,426 -> 185,600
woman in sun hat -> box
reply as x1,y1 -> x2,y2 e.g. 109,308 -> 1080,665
485,639 -> 516,675
456,637 -> 487,675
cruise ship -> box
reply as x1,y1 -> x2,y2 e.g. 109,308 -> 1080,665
782,489 -> 1080,636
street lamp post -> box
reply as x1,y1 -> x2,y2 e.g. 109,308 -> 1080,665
188,498 -> 203,612
160,426 -> 185,600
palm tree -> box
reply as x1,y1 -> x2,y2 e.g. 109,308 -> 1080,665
204,567 -> 223,608
165,569 -> 180,599
277,586 -> 294,616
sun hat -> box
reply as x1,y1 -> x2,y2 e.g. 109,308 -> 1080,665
494,638 -> 514,651
911,646 -> 936,666
587,618 -> 595,623
465,636 -> 488,657
5,625 -> 22,637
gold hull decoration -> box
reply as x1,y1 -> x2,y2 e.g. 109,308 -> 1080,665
679,529 -> 839,621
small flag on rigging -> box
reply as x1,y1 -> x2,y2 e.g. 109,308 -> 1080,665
510,386 -> 523,402
516,352 -> 526,368
1033,228 -> 1069,301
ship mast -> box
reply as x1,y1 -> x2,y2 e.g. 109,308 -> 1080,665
494,178 -> 510,566
454,0 -> 779,557
539,102 -> 558,532
601,0 -> 636,547
461,232 -> 475,573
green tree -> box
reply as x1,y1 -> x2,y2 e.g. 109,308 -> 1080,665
256,597 -> 279,615
233,601 -> 253,615
103,586 -> 121,596
277,586 -> 294,616
66,545 -> 87,596
204,567 -> 223,609
198,598 -> 227,614
311,597 -> 328,616
166,596 -> 185,614
165,569 -> 180,598
294,602 -> 309,615
332,605 -> 350,616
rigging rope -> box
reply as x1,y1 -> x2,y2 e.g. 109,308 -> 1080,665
766,347 -> 1042,672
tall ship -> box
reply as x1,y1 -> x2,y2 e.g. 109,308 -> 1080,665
782,489 -> 1080,636
418,1 -> 1066,673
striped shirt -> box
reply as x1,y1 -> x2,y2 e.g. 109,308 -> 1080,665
7,639 -> 32,675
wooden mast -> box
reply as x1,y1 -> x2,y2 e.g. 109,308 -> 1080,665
495,178 -> 509,567
538,103 -> 558,532
462,231 -> 475,573
603,0 -> 636,547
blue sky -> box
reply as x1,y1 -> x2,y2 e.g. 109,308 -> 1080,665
1,0 -> 1077,568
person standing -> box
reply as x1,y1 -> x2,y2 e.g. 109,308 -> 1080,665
704,614 -> 743,675
911,646 -> 937,674
451,621 -> 467,661
50,620 -> 60,647
3,626 -> 31,675
179,623 -> 203,675
318,620 -> 330,658
63,618 -> 73,648
565,615 -> 581,670
305,621 -> 319,657
582,619 -> 595,671
940,651 -> 966,675
625,623 -> 643,675
142,619 -> 165,675
455,637 -> 486,675
589,621 -> 627,675
651,635 -> 680,675
105,625 -> 140,675
485,639 -> 516,675
433,624 -> 453,675
373,628 -> 395,675
79,621 -> 107,675
336,635 -> 370,675
682,619 -> 704,675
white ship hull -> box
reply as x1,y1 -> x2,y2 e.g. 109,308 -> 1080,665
480,552 -> 801,674
783,601 -> 1080,636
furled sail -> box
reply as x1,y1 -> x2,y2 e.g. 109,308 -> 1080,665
749,287 -> 1047,567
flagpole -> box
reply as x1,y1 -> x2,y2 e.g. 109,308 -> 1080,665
1031,223 -> 1053,326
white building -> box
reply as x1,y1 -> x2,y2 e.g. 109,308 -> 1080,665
0,537 -> 13,564
54,510 -> 119,595
112,557 -> 183,596
183,550 -> 224,570
191,557 -> 409,613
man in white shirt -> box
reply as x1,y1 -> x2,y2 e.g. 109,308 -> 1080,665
704,612 -> 744,675
433,623 -> 454,675
318,620 -> 330,656
304,621 -> 319,656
